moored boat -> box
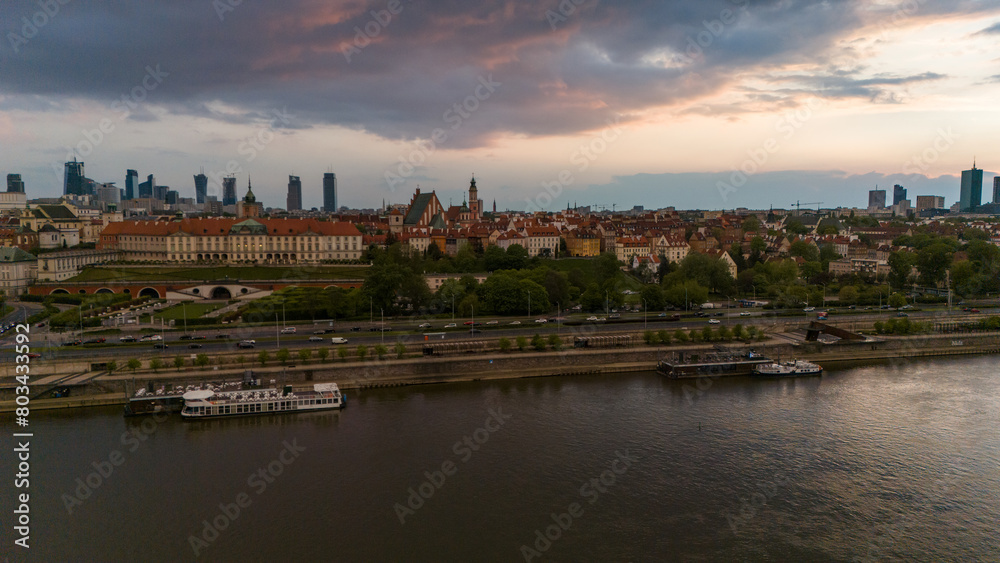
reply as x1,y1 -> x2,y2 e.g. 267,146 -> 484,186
753,359 -> 823,377
181,383 -> 345,419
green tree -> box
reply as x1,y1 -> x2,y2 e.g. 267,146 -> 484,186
547,333 -> 562,350
149,358 -> 163,372
643,330 -> 657,345
531,333 -> 546,351
742,215 -> 760,233
173,356 -> 184,371
640,284 -> 665,312
338,347 -> 348,361
657,329 -> 670,344
276,348 -> 291,364
732,324 -> 744,341
915,243 -> 954,286
789,240 -> 819,262
127,358 -> 141,373
498,337 -> 512,352
356,345 -> 368,361
717,326 -> 732,341
195,354 -> 210,367
887,252 -> 915,289
258,350 -> 269,366
374,344 -> 388,359
395,341 -> 407,359
516,335 -> 527,351
674,329 -> 689,343
298,349 -> 312,364
838,285 -> 860,304
106,360 -> 118,374
690,329 -> 702,342
888,292 -> 907,309
701,326 -> 714,342
318,348 -> 330,362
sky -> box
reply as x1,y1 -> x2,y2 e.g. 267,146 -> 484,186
2,0 -> 1000,212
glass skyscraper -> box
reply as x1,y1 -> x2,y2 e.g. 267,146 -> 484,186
323,172 -> 337,213
194,173 -> 208,204
960,163 -> 982,212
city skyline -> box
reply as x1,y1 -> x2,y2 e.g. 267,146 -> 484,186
2,1 -> 1000,210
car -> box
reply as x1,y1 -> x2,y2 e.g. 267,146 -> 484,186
153,343 -> 169,349
418,323 -> 432,328
350,326 -> 361,332
609,313 -> 621,319
191,335 -> 206,340
486,320 -> 499,326
84,338 -> 106,344
313,330 -> 327,335
739,312 -> 751,317
509,321 -> 521,325
119,336 -> 137,342
330,337 -> 348,344
901,304 -> 912,310
708,319 -> 721,324
970,308 -> 981,313
237,341 -> 255,349
216,334 -> 230,339
896,312 -> 909,317
848,305 -> 856,310
63,339 -> 82,346
657,313 -> 668,317
571,305 -> 582,311
463,321 -> 474,326
715,312 -> 724,317
35,322 -> 46,328
308,336 -> 323,342
188,343 -> 203,349
803,307 -> 816,312
587,316 -> 599,321
141,334 -> 162,342
179,334 -> 193,340
597,317 -> 606,322
535,318 -> 548,323
280,327 -> 296,334
444,323 -> 457,328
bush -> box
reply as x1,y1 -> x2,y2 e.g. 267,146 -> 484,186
643,330 -> 656,345
531,334 -> 546,351
498,337 -> 511,352
395,342 -> 407,359
374,344 -> 388,359
547,333 -> 562,350
674,329 -> 689,343
516,335 -> 527,351
657,330 -> 670,345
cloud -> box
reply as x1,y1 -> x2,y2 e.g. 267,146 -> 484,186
975,21 -> 1000,34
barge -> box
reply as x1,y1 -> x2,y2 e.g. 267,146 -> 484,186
181,382 -> 344,419
656,350 -> 772,379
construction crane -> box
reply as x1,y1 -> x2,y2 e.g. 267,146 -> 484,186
790,201 -> 823,214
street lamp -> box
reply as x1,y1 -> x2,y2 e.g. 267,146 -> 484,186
642,299 -> 647,331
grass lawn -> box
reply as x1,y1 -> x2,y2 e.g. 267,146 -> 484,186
153,302 -> 224,321
69,265 -> 370,282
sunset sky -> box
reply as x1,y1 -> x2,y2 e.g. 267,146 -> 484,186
2,0 -> 999,211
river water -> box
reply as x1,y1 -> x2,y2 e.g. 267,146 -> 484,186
3,356 -> 999,562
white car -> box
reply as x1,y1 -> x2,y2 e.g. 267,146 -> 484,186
140,334 -> 162,341
535,318 -> 548,323
587,316 -> 599,321
509,321 -> 521,325
418,323 -> 432,328
486,320 -> 499,325
740,312 -> 751,317
444,323 -> 457,328
280,327 -> 296,334
708,319 -> 721,324
803,307 -> 815,312
308,336 -> 323,342
330,337 -> 348,344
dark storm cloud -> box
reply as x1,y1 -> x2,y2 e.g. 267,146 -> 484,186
0,0 -> 996,147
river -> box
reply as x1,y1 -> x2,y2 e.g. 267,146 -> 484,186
2,355 -> 999,562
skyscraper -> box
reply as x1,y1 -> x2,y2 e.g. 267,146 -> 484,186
194,172 -> 208,204
222,176 -> 237,206
125,169 -> 138,200
6,174 -> 25,193
323,172 -> 337,213
153,184 -> 168,201
892,184 -> 907,205
993,176 -> 1000,204
64,158 -> 86,196
868,188 -> 886,209
960,162 -> 983,212
287,175 -> 302,211
138,174 -> 155,199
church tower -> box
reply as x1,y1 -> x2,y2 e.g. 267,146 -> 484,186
468,176 -> 482,221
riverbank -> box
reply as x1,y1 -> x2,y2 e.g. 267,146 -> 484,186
3,331 -> 998,413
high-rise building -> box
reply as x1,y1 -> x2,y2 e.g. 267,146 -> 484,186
323,172 -> 337,213
194,172 -> 208,204
153,184 -> 168,201
892,184 -> 907,205
64,158 -> 86,196
868,188 -> 886,209
993,177 -> 1000,204
165,190 -> 179,205
6,174 -> 25,193
138,174 -> 155,199
287,175 -> 302,211
960,162 -> 983,212
96,182 -> 121,210
915,195 -> 945,211
125,169 -> 138,200
222,176 -> 237,206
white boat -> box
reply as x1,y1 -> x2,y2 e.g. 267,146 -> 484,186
181,383 -> 345,419
753,360 -> 823,377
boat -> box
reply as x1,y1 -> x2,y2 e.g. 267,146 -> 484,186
753,360 -> 823,377
657,349 -> 772,379
124,372 -> 264,417
181,382 -> 345,419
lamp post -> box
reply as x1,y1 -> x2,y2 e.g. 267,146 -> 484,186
452,294 -> 455,323
643,299 -> 647,331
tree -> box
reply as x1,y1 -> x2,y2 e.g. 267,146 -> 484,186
173,356 -> 184,371
547,333 -> 562,350
426,242 -> 443,261
298,349 -> 312,364
395,341 -> 407,359
149,358 -> 163,372
195,354 -> 210,367
640,284 -> 665,312
276,348 -> 291,365
318,348 -> 330,362
789,240 -> 819,262
887,252 -> 915,289
742,215 -> 760,233
374,344 -> 388,359
657,329 -> 670,344
356,345 -> 368,361
498,337 -> 512,352
516,335 -> 527,351
838,285 -> 859,304
674,329 -> 689,343
258,350 -> 269,366
732,324 -> 744,341
701,326 -> 714,342
643,330 -> 657,345
106,360 -> 118,374
915,243 -> 954,286
888,292 -> 907,309
338,347 -> 349,361
531,333 -> 546,351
